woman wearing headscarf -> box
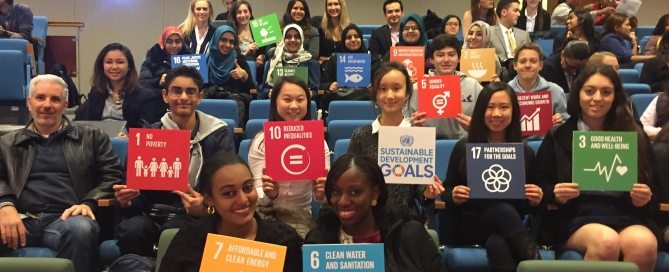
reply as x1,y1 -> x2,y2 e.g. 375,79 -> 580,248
462,20 -> 504,82
373,13 -> 428,79
261,23 -> 320,99
319,24 -> 370,113
204,25 -> 255,124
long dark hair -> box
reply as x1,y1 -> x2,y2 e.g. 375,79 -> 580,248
603,13 -> 628,36
570,9 -> 596,42
228,0 -> 254,30
519,0 -> 547,31
268,76 -> 312,121
325,153 -> 389,223
199,151 -> 251,196
470,0 -> 496,26
339,24 -> 368,53
652,14 -> 669,36
91,42 -> 140,94
468,81 -> 521,143
282,0 -> 313,37
370,61 -> 413,109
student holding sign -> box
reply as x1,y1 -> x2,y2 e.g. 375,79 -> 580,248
443,82 -> 541,271
249,76 -> 329,237
318,0 -> 350,64
262,24 -> 320,99
204,25 -> 255,124
462,20 -> 504,82
114,66 -> 235,257
305,154 -> 444,271
348,62 -> 444,215
228,1 -> 266,68
159,152 -> 303,272
373,13 -> 429,79
410,35 -> 484,139
536,64 -> 659,272
180,0 -> 215,54
282,0 -> 320,59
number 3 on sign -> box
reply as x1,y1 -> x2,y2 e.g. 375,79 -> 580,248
578,135 -> 586,148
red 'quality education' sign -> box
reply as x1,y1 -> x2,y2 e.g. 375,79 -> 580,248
263,120 -> 325,181
127,128 -> 190,191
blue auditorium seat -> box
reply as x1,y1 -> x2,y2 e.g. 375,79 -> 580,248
332,138 -> 350,161
238,138 -> 252,162
623,83 -> 651,96
196,99 -> 239,127
630,93 -> 657,120
32,16 -> 48,74
326,100 -> 378,124
326,120 -> 371,150
248,100 -> 317,120
619,69 -> 640,83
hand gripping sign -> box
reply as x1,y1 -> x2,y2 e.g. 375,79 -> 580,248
264,120 -> 325,181
378,126 -> 436,185
417,75 -> 462,118
127,128 -> 190,191
171,54 -> 208,83
466,143 -> 525,199
200,233 -> 287,272
572,131 -> 637,191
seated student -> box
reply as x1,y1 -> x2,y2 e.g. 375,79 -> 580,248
410,35 -> 483,140
586,51 -> 620,72
305,153 -> 444,272
0,75 -> 123,272
158,152 -> 303,272
443,82 -> 541,271
249,76 -> 328,237
369,0 -> 403,60
489,0 -> 531,66
139,26 -> 191,114
113,65 -> 235,257
652,123 -> 669,248
516,0 -> 551,37
553,9 -> 598,55
462,20 -> 506,82
317,0 -> 350,64
640,36 -> 669,141
229,0 -> 266,73
372,13 -> 428,79
0,0 -> 32,40
180,0 -> 215,54
282,0 -> 319,59
536,64 -> 659,272
462,0 -> 497,37
441,15 -> 462,41
508,43 -> 569,128
77,43 -> 163,129
348,62 -> 444,215
599,13 -> 655,67
541,40 -> 591,94
644,14 -> 669,56
640,31 -> 669,93
261,24 -> 320,99
319,24 -> 370,113
214,0 -> 235,20
204,25 -> 254,125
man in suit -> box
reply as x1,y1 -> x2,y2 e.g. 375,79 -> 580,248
369,0 -> 403,60
541,40 -> 591,93
490,0 -> 530,63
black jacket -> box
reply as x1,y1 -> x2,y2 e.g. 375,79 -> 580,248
159,214 -> 303,272
369,25 -> 392,60
184,24 -> 215,54
305,209 -> 444,272
640,57 -> 669,92
81,86 -> 164,129
540,53 -> 571,93
0,118 -> 122,210
517,9 -> 551,34
139,43 -> 191,92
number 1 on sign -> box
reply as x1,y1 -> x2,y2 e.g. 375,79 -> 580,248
471,146 -> 481,159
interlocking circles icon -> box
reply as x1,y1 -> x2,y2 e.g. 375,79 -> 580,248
481,164 -> 512,193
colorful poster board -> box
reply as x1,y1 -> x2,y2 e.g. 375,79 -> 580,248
461,48 -> 497,82
378,126 -> 436,185
389,46 -> 424,82
249,13 -> 282,47
263,120 -> 325,181
466,143 -> 526,199
171,54 -> 208,83
200,233 -> 287,272
336,53 -> 371,88
302,244 -> 384,272
517,91 -> 553,137
572,131 -> 637,191
272,66 -> 309,86
127,128 -> 190,191
417,75 -> 462,118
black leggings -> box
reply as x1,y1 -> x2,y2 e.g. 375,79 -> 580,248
477,202 -> 527,271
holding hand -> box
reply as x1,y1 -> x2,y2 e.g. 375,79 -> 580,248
173,186 -> 205,216
553,182 -> 580,204
410,112 -> 427,127
0,205 -> 26,249
262,174 -> 279,200
230,60 -> 248,81
113,184 -> 140,207
552,113 -> 563,127
630,183 -> 652,207
452,185 -> 470,205
525,184 -> 543,207
313,176 -> 326,201
423,176 -> 446,199
328,82 -> 339,92
455,113 -> 471,131
159,73 -> 167,87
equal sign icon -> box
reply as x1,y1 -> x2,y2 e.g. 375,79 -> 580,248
290,155 -> 303,165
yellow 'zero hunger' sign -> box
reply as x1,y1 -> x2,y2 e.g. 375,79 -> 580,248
200,233 -> 287,272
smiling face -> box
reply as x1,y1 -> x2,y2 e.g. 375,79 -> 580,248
466,25 -> 484,48
444,17 -> 460,36
384,2 -> 402,26
329,167 -> 379,232
291,1 -> 306,23
344,28 -> 361,51
284,28 -> 302,53
205,163 -> 257,228
236,3 -> 251,25
479,0 -> 494,9
513,48 -> 543,82
566,12 -> 579,31
164,34 -> 184,56
103,49 -> 129,84
579,73 -> 615,127
276,82 -> 308,121
402,20 -> 420,44
218,32 -> 235,55
526,0 -> 540,8
163,75 -> 203,118
432,46 -> 459,75
193,0 -> 210,24
326,0 -> 341,18
376,70 -> 407,116
484,90 -> 513,140
28,80 -> 67,134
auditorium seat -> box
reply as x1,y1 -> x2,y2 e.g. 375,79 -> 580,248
32,16 -> 48,74
630,93 -> 657,119
619,69 -> 640,83
623,83 -> 652,96
326,100 -> 378,124
326,120 -> 371,149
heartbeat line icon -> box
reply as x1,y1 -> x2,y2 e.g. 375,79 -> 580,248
583,154 -> 627,182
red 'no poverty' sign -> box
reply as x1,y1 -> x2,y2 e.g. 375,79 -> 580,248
127,128 -> 190,191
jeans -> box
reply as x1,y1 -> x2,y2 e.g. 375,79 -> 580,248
0,213 -> 100,272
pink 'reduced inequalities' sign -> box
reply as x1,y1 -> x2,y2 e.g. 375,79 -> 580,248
417,75 -> 462,118
127,128 -> 190,191
263,120 -> 325,181
517,90 -> 553,137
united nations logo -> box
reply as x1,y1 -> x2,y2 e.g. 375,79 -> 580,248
399,135 -> 414,146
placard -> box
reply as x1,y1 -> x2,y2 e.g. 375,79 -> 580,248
389,46 -> 424,82
200,233 -> 287,272
336,53 -> 371,88
378,126 -> 436,185
572,131 -> 637,191
171,54 -> 208,83
250,13 -> 282,47
303,244 -> 384,272
264,120 -> 325,181
466,143 -> 526,199
417,75 -> 462,118
272,66 -> 309,86
127,128 -> 190,191
517,91 -> 553,137
461,48 -> 496,82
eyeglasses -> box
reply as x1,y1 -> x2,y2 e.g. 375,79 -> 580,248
168,88 -> 199,98
403,26 -> 420,32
